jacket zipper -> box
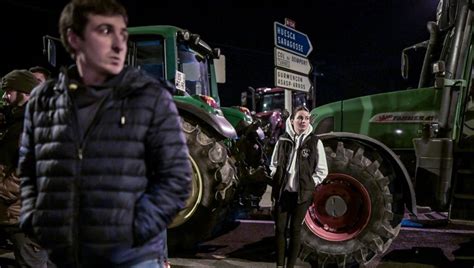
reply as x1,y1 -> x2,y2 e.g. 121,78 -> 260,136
69,90 -> 111,267
68,93 -> 81,268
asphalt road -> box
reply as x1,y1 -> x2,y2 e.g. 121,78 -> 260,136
0,215 -> 472,268
167,187 -> 474,267
168,219 -> 474,268
0,185 -> 473,267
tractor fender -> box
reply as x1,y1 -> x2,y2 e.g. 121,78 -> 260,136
175,101 -> 237,139
318,132 -> 417,215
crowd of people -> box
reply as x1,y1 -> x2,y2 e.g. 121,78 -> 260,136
0,69 -> 51,268
0,0 -> 328,267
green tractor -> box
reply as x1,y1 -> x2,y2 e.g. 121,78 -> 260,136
302,0 -> 474,266
126,26 -> 269,250
44,25 -> 268,251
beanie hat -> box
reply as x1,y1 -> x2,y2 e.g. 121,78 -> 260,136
1,69 -> 39,94
29,66 -> 51,78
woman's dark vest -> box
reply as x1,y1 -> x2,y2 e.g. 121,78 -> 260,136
271,132 -> 320,203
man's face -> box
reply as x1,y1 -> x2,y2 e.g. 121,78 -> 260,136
32,72 -> 47,83
2,89 -> 28,107
69,14 -> 128,80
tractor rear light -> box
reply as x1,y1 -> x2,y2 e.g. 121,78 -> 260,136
199,95 -> 219,109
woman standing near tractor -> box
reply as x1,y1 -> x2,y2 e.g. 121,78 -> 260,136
270,105 -> 328,268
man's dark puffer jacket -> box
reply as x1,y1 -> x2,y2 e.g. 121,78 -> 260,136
18,66 -> 191,267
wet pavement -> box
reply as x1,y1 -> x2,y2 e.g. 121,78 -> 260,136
168,219 -> 474,268
166,188 -> 474,268
1,186 -> 473,267
0,217 -> 473,268
169,219 -> 310,268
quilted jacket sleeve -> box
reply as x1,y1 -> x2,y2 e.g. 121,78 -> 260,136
18,96 -> 38,234
133,86 -> 191,245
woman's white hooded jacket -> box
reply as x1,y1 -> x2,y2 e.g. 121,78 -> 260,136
269,118 -> 328,203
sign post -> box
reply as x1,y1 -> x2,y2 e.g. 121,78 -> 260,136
274,20 -> 313,112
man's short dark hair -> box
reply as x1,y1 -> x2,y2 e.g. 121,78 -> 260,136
28,66 -> 51,79
59,0 -> 128,56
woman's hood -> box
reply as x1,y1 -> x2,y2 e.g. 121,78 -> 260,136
285,116 -> 313,137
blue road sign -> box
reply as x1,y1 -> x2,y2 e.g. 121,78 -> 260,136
274,22 -> 313,57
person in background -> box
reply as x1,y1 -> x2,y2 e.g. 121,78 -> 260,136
28,66 -> 51,83
0,69 -> 51,267
270,106 -> 328,268
18,0 -> 191,267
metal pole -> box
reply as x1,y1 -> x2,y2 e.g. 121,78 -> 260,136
312,64 -> 321,109
285,89 -> 292,113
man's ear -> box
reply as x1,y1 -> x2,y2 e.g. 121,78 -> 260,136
67,29 -> 80,51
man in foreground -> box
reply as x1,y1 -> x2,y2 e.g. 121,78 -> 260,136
19,0 -> 191,267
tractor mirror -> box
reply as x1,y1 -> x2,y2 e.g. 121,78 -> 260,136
43,36 -> 57,67
401,40 -> 428,80
401,50 -> 409,80
214,54 -> 226,84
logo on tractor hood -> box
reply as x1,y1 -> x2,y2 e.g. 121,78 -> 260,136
370,111 -> 438,123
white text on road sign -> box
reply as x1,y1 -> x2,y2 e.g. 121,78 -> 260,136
275,68 -> 312,92
274,48 -> 312,75
274,22 -> 313,57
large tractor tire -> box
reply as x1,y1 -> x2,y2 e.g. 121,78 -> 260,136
168,117 -> 237,252
300,139 -> 404,267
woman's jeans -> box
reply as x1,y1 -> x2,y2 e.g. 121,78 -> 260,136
275,191 -> 311,268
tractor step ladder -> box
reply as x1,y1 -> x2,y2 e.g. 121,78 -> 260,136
449,151 -> 474,224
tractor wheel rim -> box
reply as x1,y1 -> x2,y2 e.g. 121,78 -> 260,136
169,156 -> 203,228
304,173 -> 371,241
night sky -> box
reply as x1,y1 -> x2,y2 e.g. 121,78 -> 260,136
1,0 -> 439,107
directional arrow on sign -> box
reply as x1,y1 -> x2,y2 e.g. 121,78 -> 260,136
274,48 -> 312,75
274,68 -> 312,92
274,22 -> 313,57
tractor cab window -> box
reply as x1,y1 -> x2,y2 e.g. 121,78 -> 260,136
293,92 -> 308,109
177,43 -> 210,96
260,92 -> 284,113
127,37 -> 165,80
258,91 -> 308,113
